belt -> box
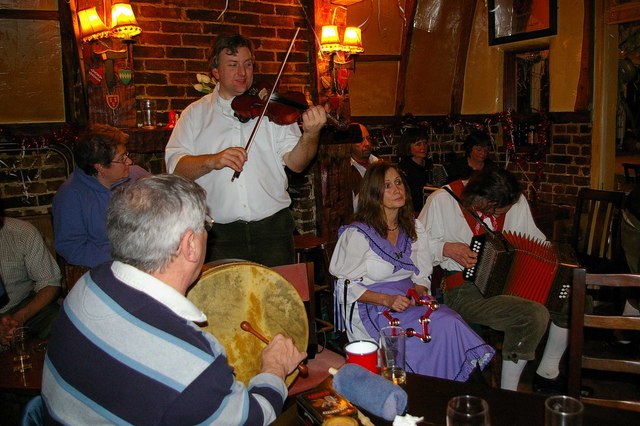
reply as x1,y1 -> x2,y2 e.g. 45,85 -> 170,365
440,270 -> 465,294
211,208 -> 290,229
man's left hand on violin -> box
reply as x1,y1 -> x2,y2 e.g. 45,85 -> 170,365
300,105 -> 327,135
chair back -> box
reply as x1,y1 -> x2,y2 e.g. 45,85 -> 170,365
623,163 -> 640,184
272,262 -> 345,395
20,395 -> 45,426
568,268 -> 640,411
569,188 -> 627,272
272,262 -> 314,315
56,256 -> 89,295
423,185 -> 440,207
271,262 -> 334,335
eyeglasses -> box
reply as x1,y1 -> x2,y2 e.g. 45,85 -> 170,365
111,152 -> 131,164
204,213 -> 215,232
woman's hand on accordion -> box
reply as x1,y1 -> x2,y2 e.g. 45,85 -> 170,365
443,242 -> 478,269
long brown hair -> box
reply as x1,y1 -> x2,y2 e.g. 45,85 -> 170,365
353,162 -> 417,241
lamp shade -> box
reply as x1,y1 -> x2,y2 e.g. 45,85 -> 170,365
343,27 -> 364,54
320,25 -> 342,53
111,1 -> 142,39
78,7 -> 110,42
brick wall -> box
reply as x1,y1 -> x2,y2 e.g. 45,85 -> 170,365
129,0 -> 314,125
0,144 -> 71,216
504,122 -> 592,209
131,0 -> 321,234
368,119 -> 592,213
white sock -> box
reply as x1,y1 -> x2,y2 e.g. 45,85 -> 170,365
617,300 -> 639,344
536,323 -> 568,379
501,359 -> 527,391
623,300 -> 640,316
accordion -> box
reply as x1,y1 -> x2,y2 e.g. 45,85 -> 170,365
463,231 -> 577,313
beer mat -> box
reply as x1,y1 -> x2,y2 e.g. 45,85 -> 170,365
296,383 -> 358,425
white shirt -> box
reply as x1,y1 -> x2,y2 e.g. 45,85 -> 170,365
329,220 -> 433,341
417,186 -> 546,272
111,261 -> 207,323
350,154 -> 380,211
165,85 -> 302,223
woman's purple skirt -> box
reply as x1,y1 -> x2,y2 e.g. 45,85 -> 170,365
358,278 -> 494,382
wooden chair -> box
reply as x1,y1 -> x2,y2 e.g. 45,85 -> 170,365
568,268 -> 640,411
272,262 -> 345,395
623,163 -> 640,184
422,185 -> 440,207
56,256 -> 89,294
20,213 -> 88,295
569,188 -> 627,273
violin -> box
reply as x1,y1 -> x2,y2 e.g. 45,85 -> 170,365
229,27 -> 346,182
231,81 -> 309,126
231,81 -> 347,129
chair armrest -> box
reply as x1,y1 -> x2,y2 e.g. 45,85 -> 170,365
314,318 -> 334,334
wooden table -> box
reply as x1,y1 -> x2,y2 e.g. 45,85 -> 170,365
0,340 -> 46,394
276,373 -> 640,425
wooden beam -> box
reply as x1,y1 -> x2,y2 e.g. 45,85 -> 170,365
0,9 -> 58,20
606,2 -> 640,24
395,0 -> 417,117
451,0 -> 478,116
355,54 -> 403,62
575,0 -> 594,112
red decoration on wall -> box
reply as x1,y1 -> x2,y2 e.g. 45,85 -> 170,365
88,67 -> 104,85
106,94 -> 120,110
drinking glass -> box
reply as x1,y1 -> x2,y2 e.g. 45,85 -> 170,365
12,327 -> 32,372
447,395 -> 490,426
379,326 -> 406,385
545,395 -> 583,426
138,99 -> 157,129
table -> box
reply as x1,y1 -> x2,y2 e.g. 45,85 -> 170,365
276,373 -> 640,425
0,340 -> 46,394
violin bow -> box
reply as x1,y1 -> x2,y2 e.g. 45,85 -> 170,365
232,27 -> 301,182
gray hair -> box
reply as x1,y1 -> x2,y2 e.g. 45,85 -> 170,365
106,174 -> 207,273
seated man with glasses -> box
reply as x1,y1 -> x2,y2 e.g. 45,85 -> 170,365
53,124 -> 149,268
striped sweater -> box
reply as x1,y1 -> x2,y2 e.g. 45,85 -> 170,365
42,262 -> 286,425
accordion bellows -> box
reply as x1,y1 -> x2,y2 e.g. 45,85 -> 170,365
463,231 -> 577,313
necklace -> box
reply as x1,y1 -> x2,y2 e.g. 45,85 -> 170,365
388,224 -> 398,232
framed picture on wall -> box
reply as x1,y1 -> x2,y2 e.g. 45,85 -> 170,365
488,0 -> 558,46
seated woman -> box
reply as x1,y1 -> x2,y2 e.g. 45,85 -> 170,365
53,124 -> 149,268
397,129 -> 433,213
330,162 -> 494,382
445,130 -> 497,183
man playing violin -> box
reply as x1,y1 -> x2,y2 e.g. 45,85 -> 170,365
166,34 -> 327,266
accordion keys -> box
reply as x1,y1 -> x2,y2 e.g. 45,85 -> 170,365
462,231 -> 577,313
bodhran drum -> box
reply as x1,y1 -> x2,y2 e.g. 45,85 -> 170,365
187,260 -> 308,387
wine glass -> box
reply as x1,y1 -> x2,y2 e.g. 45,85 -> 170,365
446,395 -> 490,426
